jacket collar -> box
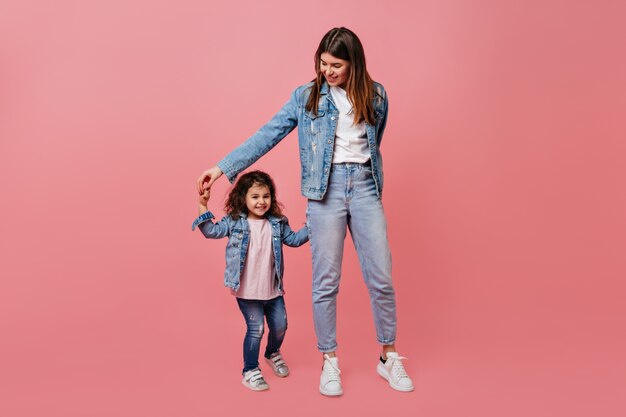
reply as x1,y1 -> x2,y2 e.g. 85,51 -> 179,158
320,80 -> 330,95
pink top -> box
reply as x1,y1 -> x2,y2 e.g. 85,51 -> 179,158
232,218 -> 280,300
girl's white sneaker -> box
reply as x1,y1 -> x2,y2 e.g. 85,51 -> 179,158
242,368 -> 269,391
265,352 -> 290,377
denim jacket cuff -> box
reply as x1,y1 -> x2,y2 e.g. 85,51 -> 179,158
191,211 -> 215,231
217,159 -> 237,184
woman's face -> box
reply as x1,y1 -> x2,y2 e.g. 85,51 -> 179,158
320,52 -> 350,89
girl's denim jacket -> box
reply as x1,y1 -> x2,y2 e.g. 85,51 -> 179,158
191,211 -> 309,292
217,81 -> 389,200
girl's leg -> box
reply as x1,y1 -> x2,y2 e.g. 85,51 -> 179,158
235,298 -> 265,373
263,295 -> 288,357
346,165 -> 397,346
307,166 -> 349,353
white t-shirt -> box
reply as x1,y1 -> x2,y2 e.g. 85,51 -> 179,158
233,219 -> 280,300
330,86 -> 370,164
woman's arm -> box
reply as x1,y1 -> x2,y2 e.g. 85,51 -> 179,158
376,84 -> 389,146
215,87 -> 301,184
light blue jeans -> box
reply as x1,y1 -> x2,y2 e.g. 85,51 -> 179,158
307,163 -> 397,352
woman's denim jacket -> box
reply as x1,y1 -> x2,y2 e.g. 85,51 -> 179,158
191,211 -> 309,292
217,81 -> 389,200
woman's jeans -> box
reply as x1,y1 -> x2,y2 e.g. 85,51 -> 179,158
236,296 -> 288,373
307,163 -> 397,352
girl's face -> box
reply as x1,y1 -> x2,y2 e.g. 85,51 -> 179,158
245,183 -> 271,219
320,52 -> 350,89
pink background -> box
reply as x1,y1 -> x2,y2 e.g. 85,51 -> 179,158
1,1 -> 625,416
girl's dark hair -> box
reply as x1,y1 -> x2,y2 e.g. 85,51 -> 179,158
306,27 -> 375,125
224,170 -> 283,220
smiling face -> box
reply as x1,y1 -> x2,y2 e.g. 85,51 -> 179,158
245,183 -> 271,219
320,52 -> 350,89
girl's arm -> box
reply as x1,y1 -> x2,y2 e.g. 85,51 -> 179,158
217,87 -> 301,183
193,214 -> 230,239
280,217 -> 309,247
198,189 -> 210,215
191,188 -> 230,238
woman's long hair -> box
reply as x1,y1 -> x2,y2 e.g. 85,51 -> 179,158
224,170 -> 283,220
306,27 -> 375,125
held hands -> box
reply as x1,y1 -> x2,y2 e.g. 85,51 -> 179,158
198,188 -> 210,215
196,166 -> 223,194
199,188 -> 210,205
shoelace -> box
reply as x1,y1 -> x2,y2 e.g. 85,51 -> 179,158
324,359 -> 341,381
388,356 -> 409,379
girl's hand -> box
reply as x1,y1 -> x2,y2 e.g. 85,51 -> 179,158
199,188 -> 210,206
197,166 -> 223,194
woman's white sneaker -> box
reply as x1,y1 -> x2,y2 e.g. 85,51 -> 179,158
376,352 -> 414,392
320,354 -> 343,396
242,368 -> 269,391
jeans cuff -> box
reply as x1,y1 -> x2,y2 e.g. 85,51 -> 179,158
318,344 -> 338,353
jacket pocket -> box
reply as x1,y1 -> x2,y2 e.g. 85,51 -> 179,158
228,228 -> 243,248
304,109 -> 326,135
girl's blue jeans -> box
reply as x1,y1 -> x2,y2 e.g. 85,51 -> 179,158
307,163 -> 397,352
236,295 -> 287,373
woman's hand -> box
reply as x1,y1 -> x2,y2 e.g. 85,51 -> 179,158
197,166 -> 223,194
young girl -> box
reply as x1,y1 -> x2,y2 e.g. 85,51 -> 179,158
191,170 -> 309,391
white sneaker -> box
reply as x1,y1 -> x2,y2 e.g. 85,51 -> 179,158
265,352 -> 290,377
319,354 -> 343,396
377,352 -> 414,392
242,368 -> 269,391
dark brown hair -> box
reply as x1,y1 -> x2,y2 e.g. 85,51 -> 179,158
306,27 -> 375,125
224,170 -> 283,220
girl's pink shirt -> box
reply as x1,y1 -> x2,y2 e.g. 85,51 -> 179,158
231,219 -> 280,300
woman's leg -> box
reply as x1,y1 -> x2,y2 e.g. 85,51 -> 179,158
346,165 -> 397,346
348,165 -> 414,392
235,298 -> 265,373
307,166 -> 349,353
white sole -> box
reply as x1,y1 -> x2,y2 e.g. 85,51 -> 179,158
377,363 -> 414,392
319,385 -> 343,396
242,379 -> 269,391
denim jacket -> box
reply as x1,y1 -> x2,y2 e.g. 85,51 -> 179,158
191,211 -> 309,292
217,81 -> 389,200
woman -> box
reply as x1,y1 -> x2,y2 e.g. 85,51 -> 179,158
197,27 -> 413,395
